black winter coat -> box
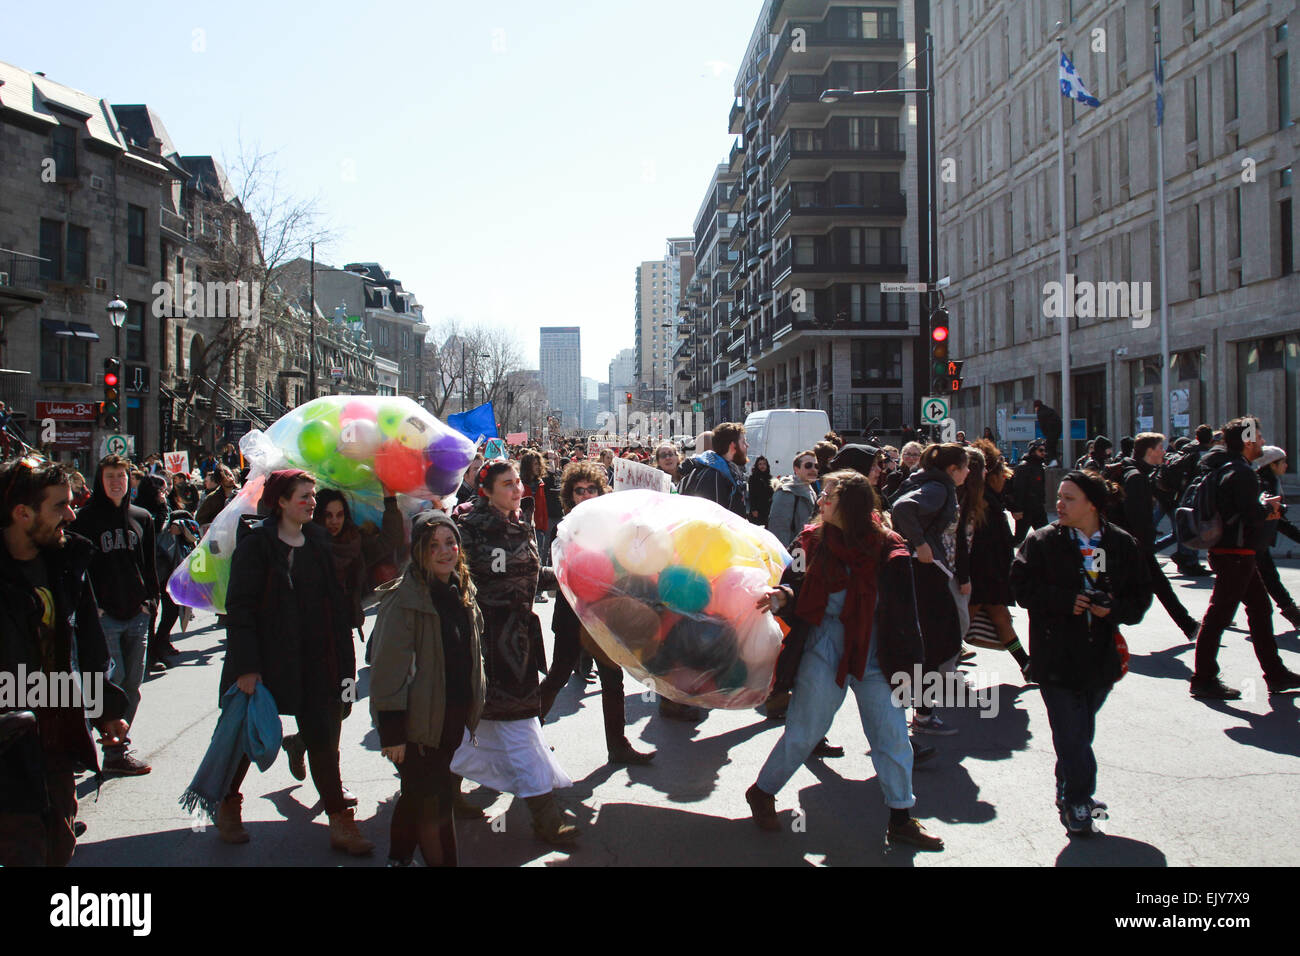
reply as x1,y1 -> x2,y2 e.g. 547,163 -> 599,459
969,485 -> 1014,606
68,463 -> 159,622
1117,458 -> 1157,549
1008,456 -> 1047,519
221,519 -> 355,717
1010,521 -> 1152,690
1258,466 -> 1300,548
0,533 -> 129,814
1200,449 -> 1274,551
748,470 -> 775,525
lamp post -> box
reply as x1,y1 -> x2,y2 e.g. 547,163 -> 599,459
746,364 -> 758,416
106,295 -> 127,358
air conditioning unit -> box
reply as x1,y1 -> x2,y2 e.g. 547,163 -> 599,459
94,277 -> 108,291
90,175 -> 105,190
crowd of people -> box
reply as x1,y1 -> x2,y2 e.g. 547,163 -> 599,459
2,406 -> 1297,866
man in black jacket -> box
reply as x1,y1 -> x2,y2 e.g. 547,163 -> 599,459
1034,400 -> 1063,465
1190,417 -> 1300,699
0,457 -> 129,865
68,454 -> 157,774
1009,440 -> 1049,542
1010,470 -> 1152,835
677,422 -> 750,518
1115,433 -> 1200,638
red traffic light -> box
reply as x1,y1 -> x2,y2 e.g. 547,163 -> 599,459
104,372 -> 119,387
931,326 -> 949,342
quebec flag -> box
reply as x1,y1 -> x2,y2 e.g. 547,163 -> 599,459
1059,52 -> 1101,108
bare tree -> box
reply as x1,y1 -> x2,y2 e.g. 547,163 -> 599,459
174,140 -> 333,446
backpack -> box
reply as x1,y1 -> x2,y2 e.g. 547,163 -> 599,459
1102,460 -> 1128,485
1174,465 -> 1227,549
1153,449 -> 1198,510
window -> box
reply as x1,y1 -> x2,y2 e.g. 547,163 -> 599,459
850,392 -> 903,429
65,226 -> 88,282
126,300 -> 146,362
1227,51 -> 1239,121
850,339 -> 902,386
1278,53 -> 1292,130
1282,200 -> 1294,275
39,219 -> 62,280
1188,205 -> 1201,272
1184,77 -> 1197,143
127,204 -> 147,266
51,125 -> 77,179
40,322 -> 90,383
1230,187 -> 1243,260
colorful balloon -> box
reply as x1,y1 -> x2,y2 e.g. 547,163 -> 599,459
376,404 -> 405,439
338,418 -> 383,460
706,566 -> 771,620
341,399 -> 378,424
657,565 -> 711,615
395,413 -> 436,450
672,520 -> 741,580
373,440 -> 425,493
612,519 -> 673,576
564,547 -> 617,604
423,463 -> 461,497
297,419 -> 339,464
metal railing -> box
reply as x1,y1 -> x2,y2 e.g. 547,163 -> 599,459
0,250 -> 47,290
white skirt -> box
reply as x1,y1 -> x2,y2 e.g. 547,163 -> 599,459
449,718 -> 572,799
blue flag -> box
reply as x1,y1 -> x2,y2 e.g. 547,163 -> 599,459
1059,52 -> 1101,108
1154,47 -> 1164,126
446,402 -> 498,443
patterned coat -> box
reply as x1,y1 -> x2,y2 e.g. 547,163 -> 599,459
455,496 -> 553,720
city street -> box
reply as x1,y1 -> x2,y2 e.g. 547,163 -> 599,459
70,556 -> 1300,868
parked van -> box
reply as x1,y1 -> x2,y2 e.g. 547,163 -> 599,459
742,408 -> 831,477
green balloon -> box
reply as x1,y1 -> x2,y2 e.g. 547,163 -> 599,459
321,455 -> 373,489
298,419 -> 339,463
189,546 -> 220,583
376,404 -> 404,438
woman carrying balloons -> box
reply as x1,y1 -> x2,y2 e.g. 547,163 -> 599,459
369,511 -> 485,866
452,460 -> 576,845
538,461 -> 656,765
217,469 -> 373,855
744,470 -> 943,850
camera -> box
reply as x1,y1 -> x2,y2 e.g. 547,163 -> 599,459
1088,591 -> 1112,610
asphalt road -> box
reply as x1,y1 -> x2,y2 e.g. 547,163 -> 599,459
70,557 -> 1300,867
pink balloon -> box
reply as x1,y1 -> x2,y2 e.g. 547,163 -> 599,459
706,566 -> 771,622
341,399 -> 378,423
564,547 -> 616,604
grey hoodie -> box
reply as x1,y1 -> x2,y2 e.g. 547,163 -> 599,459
890,467 -> 958,566
767,476 -> 816,549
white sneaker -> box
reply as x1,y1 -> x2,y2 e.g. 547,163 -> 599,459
911,713 -> 958,736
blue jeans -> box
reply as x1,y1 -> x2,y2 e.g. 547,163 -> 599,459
757,595 -> 914,809
1040,683 -> 1111,805
1152,503 -> 1195,563
100,611 -> 150,732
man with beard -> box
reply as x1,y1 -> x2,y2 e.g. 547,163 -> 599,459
0,457 -> 129,865
677,422 -> 750,518
69,455 -> 157,775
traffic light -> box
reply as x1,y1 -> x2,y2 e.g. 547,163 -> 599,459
929,309 -> 949,394
102,357 -> 120,430
625,391 -> 633,405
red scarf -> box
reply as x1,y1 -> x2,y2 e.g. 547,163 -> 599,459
794,520 -> 902,686
527,480 -> 548,531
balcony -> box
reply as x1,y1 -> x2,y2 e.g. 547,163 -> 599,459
756,189 -> 771,210
745,162 -> 760,182
745,117 -> 761,141
771,129 -> 907,180
0,250 -> 47,307
729,137 -> 745,171
729,99 -> 745,135
773,188 -> 908,230
768,20 -> 905,81
756,140 -> 772,163
773,245 -> 907,282
756,93 -> 771,117
771,303 -> 908,338
160,206 -> 189,243
729,260 -> 747,290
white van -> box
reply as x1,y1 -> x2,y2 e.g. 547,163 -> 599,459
743,408 -> 831,477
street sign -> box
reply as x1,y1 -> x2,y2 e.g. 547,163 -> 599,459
692,402 -> 703,413
744,400 -> 753,414
125,364 -> 150,394
881,281 -> 929,293
920,396 -> 950,424
102,433 -> 133,457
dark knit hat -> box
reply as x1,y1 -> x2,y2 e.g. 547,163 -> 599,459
1092,435 -> 1112,454
1061,469 -> 1110,513
828,443 -> 881,477
258,468 -> 312,516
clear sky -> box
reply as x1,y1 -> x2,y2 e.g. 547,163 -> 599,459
5,0 -> 762,379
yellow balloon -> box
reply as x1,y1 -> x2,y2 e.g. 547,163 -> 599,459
672,521 -> 749,579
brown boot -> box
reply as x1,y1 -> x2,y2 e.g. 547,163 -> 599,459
745,783 -> 780,831
216,794 -> 249,844
328,807 -> 375,856
524,793 -> 578,845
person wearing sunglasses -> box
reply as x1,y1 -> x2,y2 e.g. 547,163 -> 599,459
0,456 -> 130,865
767,451 -> 820,551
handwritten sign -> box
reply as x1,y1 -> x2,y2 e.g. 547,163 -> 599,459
506,431 -> 528,445
164,451 -> 190,475
613,457 -> 671,493
483,438 -> 508,461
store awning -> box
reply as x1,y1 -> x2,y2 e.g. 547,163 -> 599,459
42,319 -> 100,341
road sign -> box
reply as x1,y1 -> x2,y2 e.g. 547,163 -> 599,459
920,396 -> 949,424
881,282 -> 929,293
102,433 -> 133,457
692,402 -> 703,413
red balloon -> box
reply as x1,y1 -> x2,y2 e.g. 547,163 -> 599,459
565,547 -> 616,604
373,440 -> 425,493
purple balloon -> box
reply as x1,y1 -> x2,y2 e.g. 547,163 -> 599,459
424,463 -> 461,497
426,440 -> 473,473
168,572 -> 212,610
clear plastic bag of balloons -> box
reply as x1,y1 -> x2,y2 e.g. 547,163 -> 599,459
167,396 -> 476,613
552,490 -> 792,710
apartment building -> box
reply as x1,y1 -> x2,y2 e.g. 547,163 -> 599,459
540,325 -> 581,429
633,238 -> 696,415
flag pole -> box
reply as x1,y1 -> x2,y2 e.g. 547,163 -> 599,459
1155,25 -> 1171,439
1056,30 -> 1071,464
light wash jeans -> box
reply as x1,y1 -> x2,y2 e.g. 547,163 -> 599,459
757,591 -> 915,809
100,610 -> 150,731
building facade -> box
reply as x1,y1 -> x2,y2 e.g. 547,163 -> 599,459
539,325 -> 581,429
935,0 -> 1298,473
633,238 -> 696,417
680,0 -> 930,440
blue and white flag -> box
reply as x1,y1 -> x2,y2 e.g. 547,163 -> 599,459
1154,46 -> 1164,126
1059,52 -> 1101,108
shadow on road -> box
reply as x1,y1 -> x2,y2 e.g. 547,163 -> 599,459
1221,692 -> 1300,757
1056,834 -> 1167,866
